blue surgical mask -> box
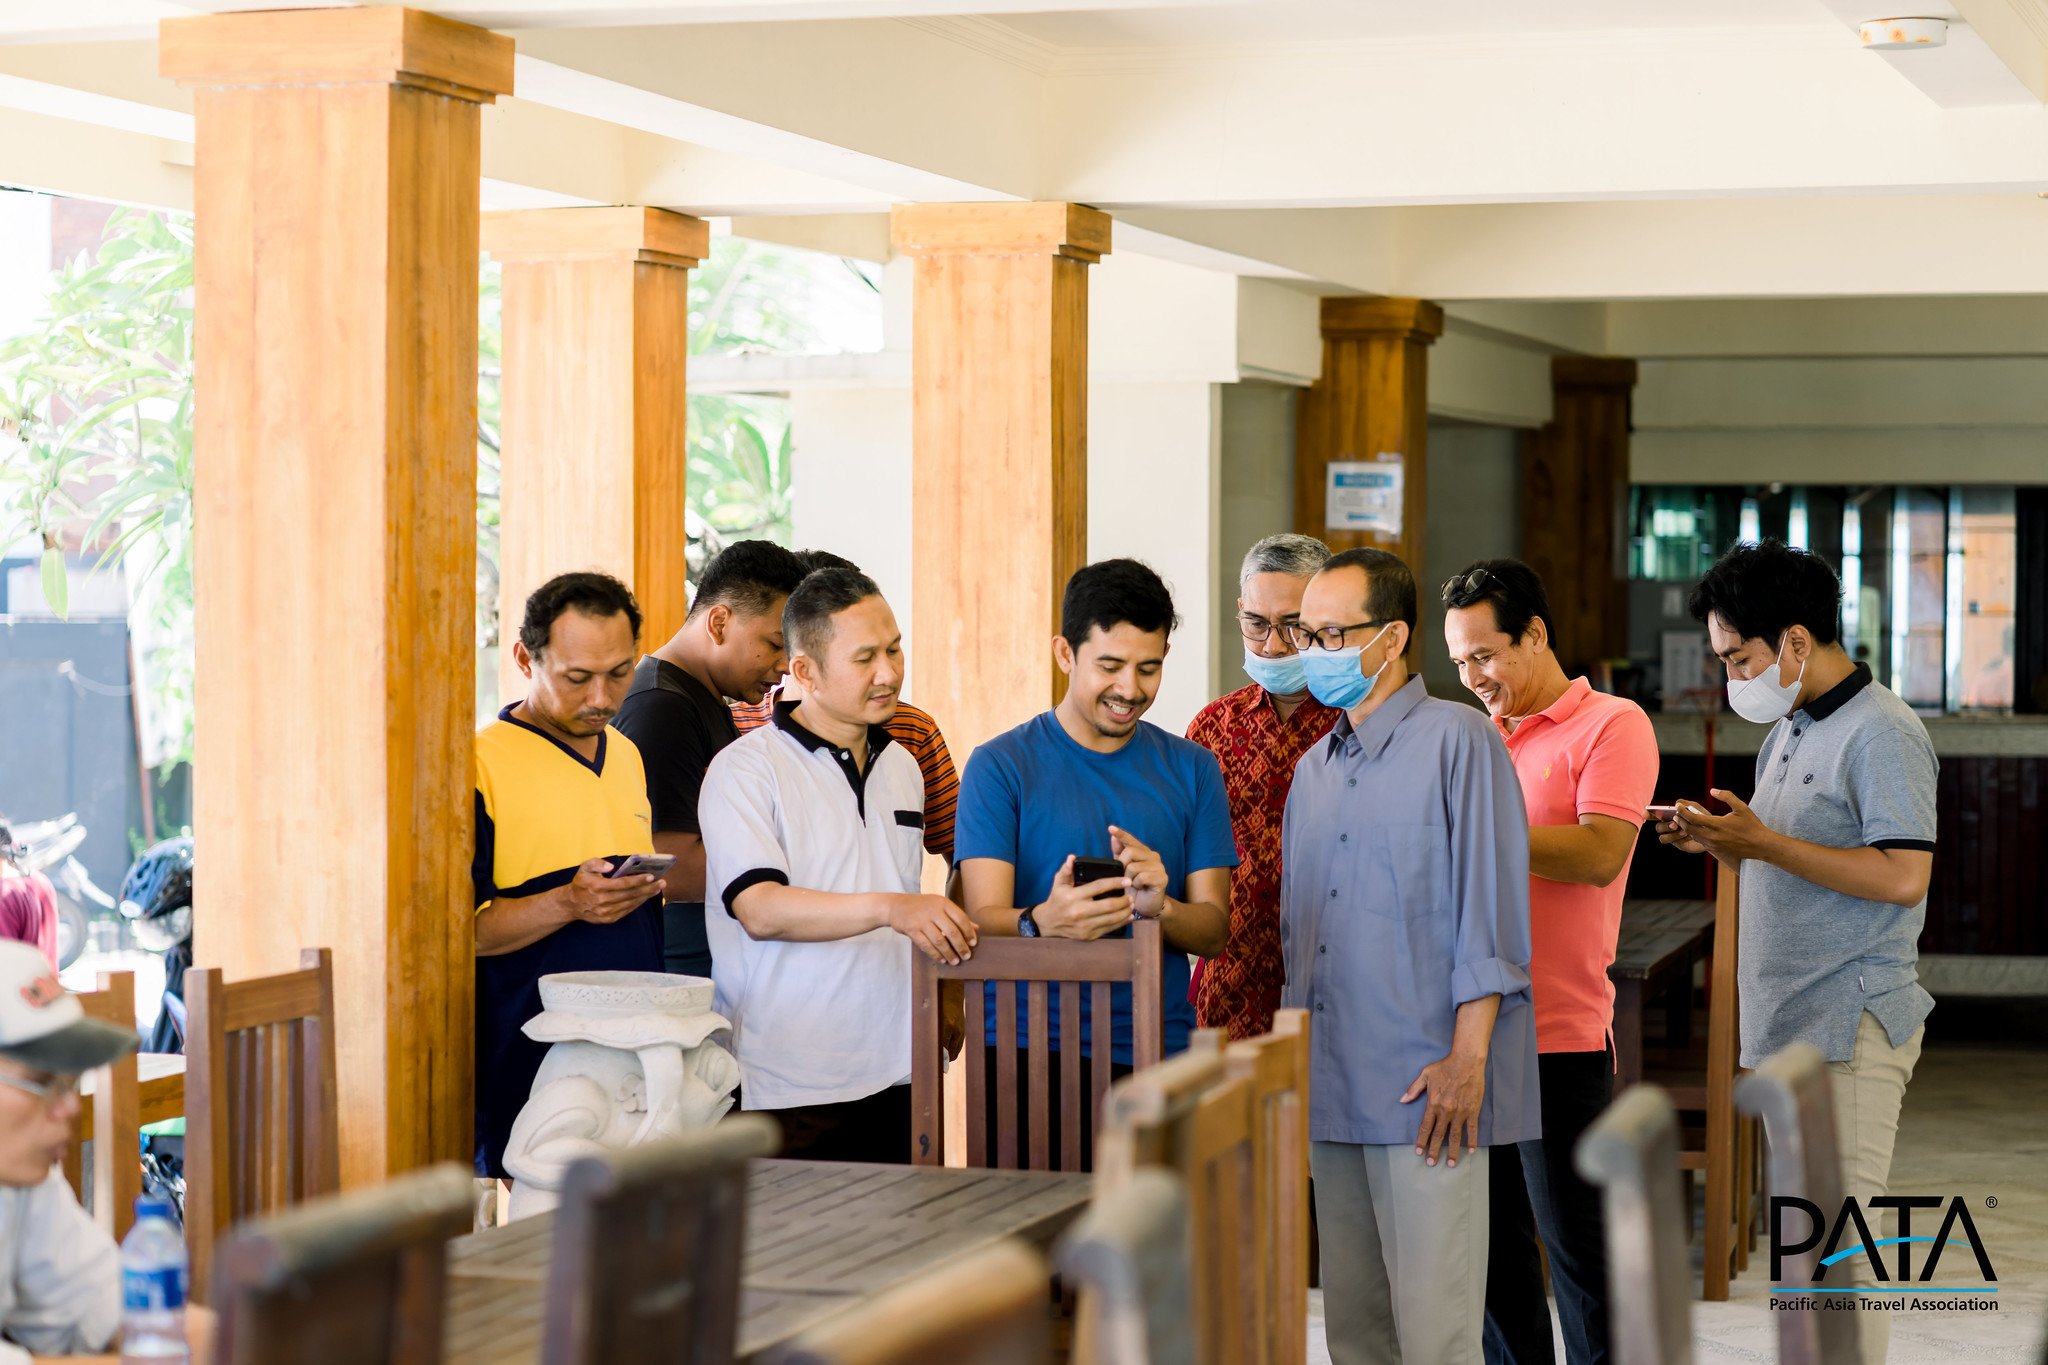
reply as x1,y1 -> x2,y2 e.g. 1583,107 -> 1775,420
1300,625 -> 1395,711
1242,644 -> 1308,698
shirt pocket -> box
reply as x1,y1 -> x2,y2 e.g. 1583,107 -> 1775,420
1357,825 -> 1451,921
889,808 -> 927,886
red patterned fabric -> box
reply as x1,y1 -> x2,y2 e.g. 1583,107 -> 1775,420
1185,683 -> 1341,1040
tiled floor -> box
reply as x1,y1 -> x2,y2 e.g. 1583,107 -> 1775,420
1308,1030 -> 2048,1362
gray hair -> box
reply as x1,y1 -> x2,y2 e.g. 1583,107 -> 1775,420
1239,533 -> 1333,592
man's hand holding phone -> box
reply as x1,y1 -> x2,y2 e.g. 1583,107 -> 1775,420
1035,854 -> 1134,940
1652,801 -> 1711,856
559,857 -> 666,927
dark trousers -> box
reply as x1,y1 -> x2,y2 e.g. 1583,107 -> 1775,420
1484,1048 -> 1614,1365
757,1084 -> 913,1164
979,1046 -> 1131,1172
663,901 -> 712,979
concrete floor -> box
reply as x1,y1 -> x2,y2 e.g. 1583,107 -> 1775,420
1308,1027 -> 2048,1362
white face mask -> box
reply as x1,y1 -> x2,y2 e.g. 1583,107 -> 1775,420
1725,634 -> 1805,724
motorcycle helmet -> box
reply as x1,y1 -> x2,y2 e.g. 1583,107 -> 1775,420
120,837 -> 194,954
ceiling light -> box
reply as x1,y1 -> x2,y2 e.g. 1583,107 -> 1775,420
1859,17 -> 1948,49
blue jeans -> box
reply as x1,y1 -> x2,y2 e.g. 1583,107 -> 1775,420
1483,1047 -> 1613,1365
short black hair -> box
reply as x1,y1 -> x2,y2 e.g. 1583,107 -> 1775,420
1441,558 -> 1554,646
1688,539 -> 1842,647
1320,548 -> 1417,633
796,549 -> 859,575
1060,558 -> 1179,650
687,539 -> 808,623
519,571 -> 642,658
785,566 -> 882,661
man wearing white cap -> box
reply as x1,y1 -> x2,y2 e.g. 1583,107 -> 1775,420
0,938 -> 143,1361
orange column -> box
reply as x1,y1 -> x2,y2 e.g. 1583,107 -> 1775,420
1523,357 -> 1638,674
483,206 -> 707,701
162,7 -> 512,1184
1296,297 -> 1444,575
889,203 -> 1110,758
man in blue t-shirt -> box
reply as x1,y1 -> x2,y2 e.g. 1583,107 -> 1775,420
956,558 -> 1238,1168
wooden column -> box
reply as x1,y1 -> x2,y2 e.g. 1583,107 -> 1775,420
1295,298 -> 1444,575
483,207 -> 707,701
889,203 -> 1109,758
1522,357 -> 1638,675
162,8 -> 512,1186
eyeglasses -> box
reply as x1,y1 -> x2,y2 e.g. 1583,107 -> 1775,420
1283,620 -> 1387,652
1236,613 -> 1298,644
1441,567 -> 1497,606
0,1068 -> 78,1106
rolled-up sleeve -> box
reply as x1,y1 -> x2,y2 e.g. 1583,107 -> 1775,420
1447,717 -> 1534,1008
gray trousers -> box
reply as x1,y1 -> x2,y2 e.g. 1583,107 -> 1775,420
1312,1141 -> 1491,1365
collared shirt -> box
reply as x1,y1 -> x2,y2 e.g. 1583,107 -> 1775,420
734,689 -> 960,862
1739,664 -> 1937,1067
615,656 -> 739,845
0,1172 -> 119,1364
1185,683 -> 1340,1040
471,706 -> 663,1177
698,701 -> 927,1111
1281,676 -> 1540,1147
1496,678 -> 1659,1054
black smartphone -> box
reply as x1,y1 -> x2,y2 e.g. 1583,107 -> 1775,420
608,852 -> 676,880
1070,856 -> 1126,898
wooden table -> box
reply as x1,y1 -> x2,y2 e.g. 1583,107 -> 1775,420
1607,899 -> 1716,1089
444,1158 -> 1092,1363
77,1053 -> 187,1141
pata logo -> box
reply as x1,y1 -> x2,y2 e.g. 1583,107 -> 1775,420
1772,1195 -> 1996,1291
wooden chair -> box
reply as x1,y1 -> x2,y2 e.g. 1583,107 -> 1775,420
62,970 -> 141,1241
540,1114 -> 781,1365
1220,1010 -> 1310,1365
761,1238 -> 1053,1365
911,916 -> 1163,1171
1573,1085 -> 1694,1365
186,946 -> 341,1305
1096,1043 -> 1254,1365
1054,1167 -> 1196,1365
1735,1043 -> 1859,1365
1641,875 -> 1756,1299
211,1161 -> 474,1365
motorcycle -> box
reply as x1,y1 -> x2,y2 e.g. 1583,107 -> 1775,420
10,813 -> 118,970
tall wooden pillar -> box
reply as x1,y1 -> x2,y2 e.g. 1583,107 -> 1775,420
889,203 -> 1109,757
483,207 -> 707,701
1295,298 -> 1444,580
162,8 -> 512,1185
1523,357 -> 1638,674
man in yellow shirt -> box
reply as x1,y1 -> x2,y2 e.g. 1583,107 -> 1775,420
472,572 -> 668,1178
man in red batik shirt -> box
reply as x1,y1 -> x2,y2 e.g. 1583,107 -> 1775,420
1185,534 -> 1339,1040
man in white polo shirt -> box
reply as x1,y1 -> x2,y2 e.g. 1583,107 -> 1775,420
700,567 -> 979,1162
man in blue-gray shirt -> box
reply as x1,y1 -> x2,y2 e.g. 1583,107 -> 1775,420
1658,540 -> 1935,1362
1282,547 -> 1538,1365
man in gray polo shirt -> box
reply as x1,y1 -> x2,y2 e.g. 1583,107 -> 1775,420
1658,540 -> 1935,1359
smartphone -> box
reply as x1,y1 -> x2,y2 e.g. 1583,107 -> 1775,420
1645,804 -> 1681,822
609,852 -> 676,880
1070,856 -> 1127,898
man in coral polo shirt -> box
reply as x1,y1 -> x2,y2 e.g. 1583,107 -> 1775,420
1443,559 -> 1658,1365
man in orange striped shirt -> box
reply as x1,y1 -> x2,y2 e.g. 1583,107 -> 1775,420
732,551 -> 960,866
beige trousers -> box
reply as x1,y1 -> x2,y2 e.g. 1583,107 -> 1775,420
1310,1141 -> 1490,1365
1826,1008 -> 1924,1364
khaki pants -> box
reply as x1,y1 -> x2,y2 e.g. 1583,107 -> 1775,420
1311,1141 -> 1489,1365
1827,1009 -> 1923,1364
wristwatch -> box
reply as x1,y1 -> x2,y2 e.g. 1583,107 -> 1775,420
1017,906 -> 1042,938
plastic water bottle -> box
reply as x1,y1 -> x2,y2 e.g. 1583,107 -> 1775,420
119,1197 -> 189,1363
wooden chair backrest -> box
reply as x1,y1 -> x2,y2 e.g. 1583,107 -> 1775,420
1222,1010 -> 1310,1365
761,1238 -> 1052,1365
1054,1167 -> 1197,1365
186,946 -> 341,1305
1096,1042 -> 1254,1365
1735,1043 -> 1859,1365
911,916 -> 1163,1171
1700,867 -> 1747,1300
64,970 -> 141,1241
541,1114 -> 780,1365
211,1161 -> 474,1365
1574,1085 -> 1693,1365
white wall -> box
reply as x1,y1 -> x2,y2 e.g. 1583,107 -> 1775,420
0,190 -> 52,339
1215,382 -> 1298,696
789,384 -> 915,642
1421,420 -> 1523,704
